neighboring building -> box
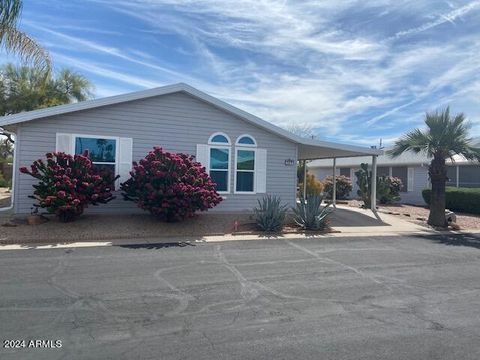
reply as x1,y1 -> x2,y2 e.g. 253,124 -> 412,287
0,83 -> 381,214
308,146 -> 480,205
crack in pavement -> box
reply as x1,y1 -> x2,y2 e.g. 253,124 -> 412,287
285,240 -> 390,288
153,267 -> 195,317
214,245 -> 260,303
213,244 -> 330,304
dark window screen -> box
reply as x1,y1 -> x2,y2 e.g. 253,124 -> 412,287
377,166 -> 390,177
459,166 -> 480,188
446,166 -> 457,186
339,168 -> 350,178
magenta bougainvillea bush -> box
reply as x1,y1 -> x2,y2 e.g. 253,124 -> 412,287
121,147 -> 222,221
20,152 -> 117,222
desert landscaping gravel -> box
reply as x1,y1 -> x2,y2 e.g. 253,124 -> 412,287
0,213 -> 253,244
347,200 -> 480,230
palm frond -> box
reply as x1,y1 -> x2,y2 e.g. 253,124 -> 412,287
387,128 -> 430,158
2,26 -> 51,74
0,0 -> 22,33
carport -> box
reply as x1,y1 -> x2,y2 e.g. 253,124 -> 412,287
296,138 -> 383,212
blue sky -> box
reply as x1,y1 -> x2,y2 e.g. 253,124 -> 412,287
4,0 -> 480,146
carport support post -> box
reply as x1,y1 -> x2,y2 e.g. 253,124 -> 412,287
371,155 -> 377,212
332,157 -> 337,208
303,160 -> 307,200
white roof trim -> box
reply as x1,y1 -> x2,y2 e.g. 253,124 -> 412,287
0,82 -> 382,156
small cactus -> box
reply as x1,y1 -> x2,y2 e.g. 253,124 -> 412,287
355,163 -> 372,208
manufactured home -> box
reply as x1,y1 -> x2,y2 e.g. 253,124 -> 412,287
0,83 -> 382,214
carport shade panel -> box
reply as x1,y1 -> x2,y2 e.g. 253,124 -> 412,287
297,143 -> 382,160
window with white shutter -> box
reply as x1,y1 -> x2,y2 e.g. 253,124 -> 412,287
407,167 -> 414,192
255,148 -> 267,193
58,133 -> 133,190
118,137 -> 133,186
56,133 -> 73,154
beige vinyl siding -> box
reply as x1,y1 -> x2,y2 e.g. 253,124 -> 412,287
14,92 -> 297,214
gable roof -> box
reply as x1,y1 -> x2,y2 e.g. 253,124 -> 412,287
0,82 -> 382,159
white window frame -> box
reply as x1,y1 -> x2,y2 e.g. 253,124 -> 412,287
208,133 -> 231,194
235,134 -> 257,147
208,132 -> 231,145
71,133 -> 120,188
234,134 -> 257,194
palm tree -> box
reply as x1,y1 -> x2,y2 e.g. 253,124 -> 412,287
0,63 -> 93,116
51,69 -> 92,103
0,0 -> 51,73
0,63 -> 93,143
388,107 -> 480,227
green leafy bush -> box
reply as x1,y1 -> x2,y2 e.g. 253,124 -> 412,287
293,195 -> 332,230
253,195 -> 288,232
422,187 -> 480,215
323,175 -> 352,200
0,172 -> 8,187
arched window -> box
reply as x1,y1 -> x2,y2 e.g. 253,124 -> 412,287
209,132 -> 231,145
208,132 -> 231,193
236,135 -> 256,146
235,135 -> 257,193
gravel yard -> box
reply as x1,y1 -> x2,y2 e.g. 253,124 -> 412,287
0,210 -> 340,244
347,200 -> 480,230
0,212 -> 255,244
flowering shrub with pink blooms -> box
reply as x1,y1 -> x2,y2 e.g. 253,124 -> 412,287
20,152 -> 117,222
121,147 -> 222,221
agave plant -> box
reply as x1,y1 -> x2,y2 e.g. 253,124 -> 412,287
293,195 -> 332,230
253,195 -> 288,232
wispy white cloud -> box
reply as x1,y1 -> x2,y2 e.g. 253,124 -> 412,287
393,0 -> 480,39
51,52 -> 161,88
26,21 -> 190,80
50,24 -> 122,36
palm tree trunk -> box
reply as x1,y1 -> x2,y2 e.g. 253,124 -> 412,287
428,156 -> 448,227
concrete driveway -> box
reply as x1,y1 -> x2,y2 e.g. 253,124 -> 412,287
1,233 -> 480,359
330,206 -> 386,227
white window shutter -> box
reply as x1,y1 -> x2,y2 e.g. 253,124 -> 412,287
118,137 -> 133,185
56,133 -> 73,154
256,149 -> 267,193
196,144 -> 209,169
407,167 -> 414,192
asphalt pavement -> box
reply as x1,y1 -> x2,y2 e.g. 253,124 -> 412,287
1,233 -> 480,359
